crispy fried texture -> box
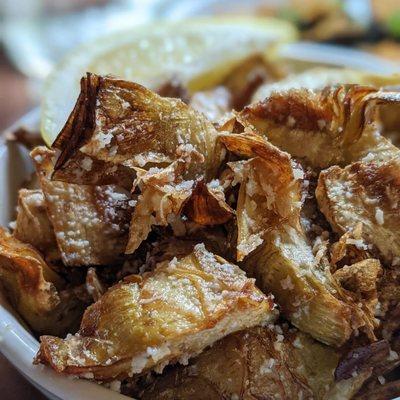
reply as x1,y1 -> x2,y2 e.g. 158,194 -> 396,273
221,132 -> 301,261
316,157 -> 400,264
32,146 -> 133,266
13,189 -> 60,261
220,132 -> 376,346
335,339 -> 400,400
334,259 -> 382,322
85,267 -> 106,302
126,141 -> 232,253
0,228 -> 84,336
49,73 -> 229,253
330,224 -> 371,267
138,325 -> 368,400
379,269 -> 400,326
334,260 -> 381,302
35,244 -> 275,381
52,73 -> 220,184
183,180 -> 235,226
126,147 -> 203,254
240,85 -> 400,168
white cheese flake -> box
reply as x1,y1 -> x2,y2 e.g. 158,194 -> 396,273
375,207 -> 384,225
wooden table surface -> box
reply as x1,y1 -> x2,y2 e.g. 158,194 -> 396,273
0,46 -> 44,399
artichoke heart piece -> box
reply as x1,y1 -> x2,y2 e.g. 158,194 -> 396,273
240,84 -> 400,169
183,180 -> 235,226
52,73 -> 221,185
220,132 -> 376,346
125,130 -> 232,254
0,228 -> 84,336
13,189 -> 60,262
220,132 -> 301,261
316,157 -> 400,265
139,325 -> 369,400
49,73 -> 231,253
126,157 -> 196,254
35,244 -> 275,381
31,146 -> 133,267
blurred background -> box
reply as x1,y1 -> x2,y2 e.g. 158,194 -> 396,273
1,0 -> 400,132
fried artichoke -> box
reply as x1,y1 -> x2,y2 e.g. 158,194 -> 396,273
31,146 -> 133,266
2,66 -> 400,399
240,84 -> 400,169
316,157 -> 400,265
50,73 -> 229,253
138,325 -> 368,400
13,189 -> 60,261
52,73 -> 220,183
0,228 -> 84,336
220,132 -> 376,346
35,244 -> 275,381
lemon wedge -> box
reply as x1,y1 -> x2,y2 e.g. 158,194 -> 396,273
41,17 -> 297,145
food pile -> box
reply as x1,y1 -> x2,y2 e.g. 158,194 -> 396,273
2,57 -> 400,399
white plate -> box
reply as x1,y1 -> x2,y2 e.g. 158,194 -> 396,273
0,44 -> 398,400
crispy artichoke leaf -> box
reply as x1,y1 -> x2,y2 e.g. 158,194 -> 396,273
183,180 -> 235,226
240,85 -> 400,169
334,259 -> 382,324
126,152 -> 197,254
139,325 -> 368,400
330,224 -> 371,267
35,244 -> 275,381
0,228 -> 84,336
220,132 -> 375,346
316,157 -> 400,264
32,146 -> 133,266
246,228 -> 373,346
85,267 -> 107,302
126,144 -> 234,253
221,132 -> 301,261
13,189 -> 60,261
52,73 -> 221,185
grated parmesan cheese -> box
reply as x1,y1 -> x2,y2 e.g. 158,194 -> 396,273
378,375 -> 386,385
287,116 -> 296,127
81,157 -> 93,171
259,358 -> 276,374
281,275 -> 294,290
375,208 -> 384,225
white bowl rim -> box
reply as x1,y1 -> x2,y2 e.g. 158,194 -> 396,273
0,109 -> 130,400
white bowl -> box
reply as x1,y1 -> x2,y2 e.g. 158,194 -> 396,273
0,43 -> 399,400
0,109 -> 129,400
